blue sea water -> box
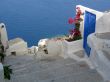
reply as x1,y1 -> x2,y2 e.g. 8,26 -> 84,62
0,0 -> 110,47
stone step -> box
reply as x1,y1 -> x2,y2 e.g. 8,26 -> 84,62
4,55 -> 104,82
39,69 -> 104,82
12,61 -> 89,80
35,61 -> 89,81
13,58 -> 76,76
5,69 -> 104,82
4,55 -> 61,69
4,55 -> 35,66
102,50 -> 110,61
11,56 -> 74,70
74,50 -> 85,58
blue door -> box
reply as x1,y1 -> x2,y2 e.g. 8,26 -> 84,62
83,11 -> 96,57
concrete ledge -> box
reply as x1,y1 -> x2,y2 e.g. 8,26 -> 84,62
61,40 -> 83,58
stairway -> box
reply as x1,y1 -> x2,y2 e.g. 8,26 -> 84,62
4,55 -> 104,82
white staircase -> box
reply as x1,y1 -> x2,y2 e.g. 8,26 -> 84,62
4,55 -> 104,82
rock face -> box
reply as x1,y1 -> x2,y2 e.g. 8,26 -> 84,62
4,55 -> 104,82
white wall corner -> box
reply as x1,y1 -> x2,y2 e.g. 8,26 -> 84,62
76,5 -> 104,37
76,5 -> 103,20
0,63 -> 4,82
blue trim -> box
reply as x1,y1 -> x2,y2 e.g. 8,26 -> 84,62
83,11 -> 96,57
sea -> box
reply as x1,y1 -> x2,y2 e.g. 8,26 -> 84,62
0,0 -> 110,47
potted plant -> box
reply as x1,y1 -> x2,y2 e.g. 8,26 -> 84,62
66,7 -> 83,42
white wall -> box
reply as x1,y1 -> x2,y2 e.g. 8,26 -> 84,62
95,12 -> 110,33
6,41 -> 28,56
0,63 -> 4,82
76,5 -> 103,20
47,40 -> 62,56
61,40 -> 83,58
88,32 -> 110,81
75,6 -> 110,80
76,5 -> 104,37
36,39 -> 83,58
90,49 -> 110,81
0,23 -> 8,50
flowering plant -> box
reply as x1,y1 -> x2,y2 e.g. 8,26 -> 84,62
66,7 -> 83,41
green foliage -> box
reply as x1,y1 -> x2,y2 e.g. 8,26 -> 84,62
0,44 -> 5,62
0,53 -> 5,62
0,45 -> 4,53
66,22 -> 82,42
73,35 -> 82,41
75,23 -> 80,28
74,23 -> 82,40
0,42 -> 12,80
3,65 -> 12,80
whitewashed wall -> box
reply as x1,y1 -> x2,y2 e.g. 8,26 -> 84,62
75,6 -> 110,80
61,40 -> 83,58
90,48 -> 110,81
6,41 -> 28,56
88,32 -> 110,81
37,39 -> 83,58
0,63 -> 4,82
76,5 -> 104,37
0,23 -> 8,50
58,5 -> 104,58
95,12 -> 110,33
47,40 -> 62,56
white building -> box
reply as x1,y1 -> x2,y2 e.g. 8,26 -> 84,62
61,5 -> 110,81
77,5 -> 110,80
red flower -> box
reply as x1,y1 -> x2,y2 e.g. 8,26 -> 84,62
74,29 -> 81,36
75,15 -> 80,20
68,18 -> 74,24
69,28 -> 80,35
69,29 -> 74,35
74,19 -> 79,23
68,7 -> 83,25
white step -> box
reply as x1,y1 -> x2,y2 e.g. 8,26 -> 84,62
41,69 -> 104,82
13,58 -> 76,76
74,50 -> 85,58
13,61 -> 89,77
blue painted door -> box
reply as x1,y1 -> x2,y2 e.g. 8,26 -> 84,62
83,11 -> 96,57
